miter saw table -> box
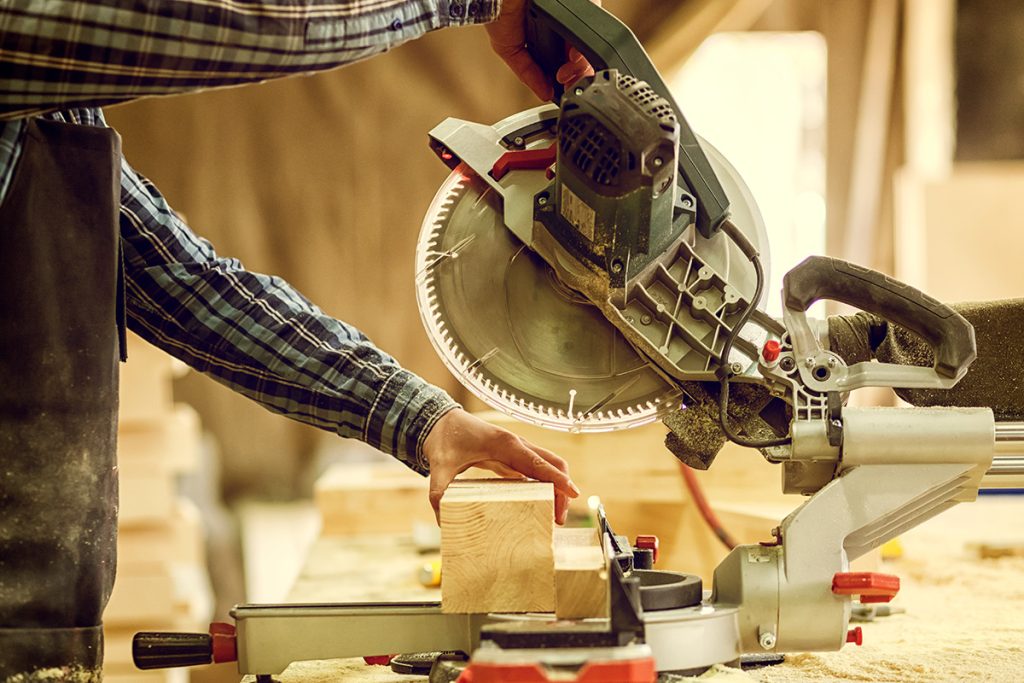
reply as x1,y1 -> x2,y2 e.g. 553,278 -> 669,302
132,0 -> 1024,679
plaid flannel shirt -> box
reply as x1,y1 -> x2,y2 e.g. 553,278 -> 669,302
0,0 -> 500,471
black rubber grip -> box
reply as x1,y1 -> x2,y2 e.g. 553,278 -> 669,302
783,256 -> 976,378
132,632 -> 212,669
524,0 -> 730,237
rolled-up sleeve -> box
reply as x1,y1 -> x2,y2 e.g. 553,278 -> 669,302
0,0 -> 501,119
118,154 -> 459,473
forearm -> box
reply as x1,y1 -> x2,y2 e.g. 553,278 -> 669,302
119,156 -> 459,470
0,0 -> 499,119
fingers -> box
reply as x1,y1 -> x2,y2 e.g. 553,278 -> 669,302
428,465 -> 456,526
554,490 -> 569,525
476,460 -> 526,480
498,434 -> 580,500
493,42 -> 554,101
520,439 -> 575,525
525,439 -> 570,477
556,48 -> 594,87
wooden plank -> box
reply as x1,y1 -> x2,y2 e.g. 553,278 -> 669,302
314,462 -> 433,536
117,466 -> 176,526
440,479 -> 555,614
117,404 -> 201,474
119,333 -> 177,427
896,163 -> 1024,301
479,412 -> 794,574
553,527 -> 608,619
840,0 -> 900,268
902,0 -> 955,178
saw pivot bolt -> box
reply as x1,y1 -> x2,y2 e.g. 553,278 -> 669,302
758,625 -> 777,650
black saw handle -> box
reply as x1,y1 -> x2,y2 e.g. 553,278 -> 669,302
783,256 -> 976,379
524,0 -> 730,238
132,632 -> 213,669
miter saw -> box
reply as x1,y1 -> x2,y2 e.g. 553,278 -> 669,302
132,0 -> 1024,680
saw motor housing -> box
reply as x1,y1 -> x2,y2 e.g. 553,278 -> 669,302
539,71 -> 688,289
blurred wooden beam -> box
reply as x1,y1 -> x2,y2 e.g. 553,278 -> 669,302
902,0 -> 954,177
840,0 -> 901,268
646,0 -> 775,71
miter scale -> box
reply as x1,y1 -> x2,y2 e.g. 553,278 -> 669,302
133,0 -> 1024,679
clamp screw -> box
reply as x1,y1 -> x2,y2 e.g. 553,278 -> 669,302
682,197 -> 694,209
537,195 -> 548,206
758,630 -> 777,650
779,356 -> 796,372
730,361 -> 744,375
513,136 -> 525,146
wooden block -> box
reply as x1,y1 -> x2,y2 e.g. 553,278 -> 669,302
554,527 -> 608,619
104,667 -> 189,683
105,571 -> 177,626
440,479 -> 555,614
105,562 -> 210,628
118,404 -> 201,474
314,462 -> 433,536
479,411 -> 796,575
117,466 -> 176,526
119,334 -> 176,426
117,500 -> 204,571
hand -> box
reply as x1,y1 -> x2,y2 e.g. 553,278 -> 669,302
486,0 -> 597,101
423,408 -> 580,524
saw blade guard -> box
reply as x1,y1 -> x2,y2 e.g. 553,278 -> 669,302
415,107 -> 772,432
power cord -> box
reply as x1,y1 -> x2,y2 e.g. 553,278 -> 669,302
716,219 -> 791,449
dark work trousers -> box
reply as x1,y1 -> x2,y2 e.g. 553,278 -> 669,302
0,118 -> 123,680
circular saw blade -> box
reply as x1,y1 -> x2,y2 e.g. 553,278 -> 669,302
415,165 -> 679,432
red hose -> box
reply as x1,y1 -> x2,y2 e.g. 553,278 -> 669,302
679,462 -> 738,550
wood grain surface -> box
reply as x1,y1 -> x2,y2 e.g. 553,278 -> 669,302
440,479 -> 555,614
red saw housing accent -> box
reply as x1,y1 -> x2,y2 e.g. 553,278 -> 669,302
457,658 -> 656,683
832,572 -> 901,603
490,143 -> 558,181
209,622 -> 237,663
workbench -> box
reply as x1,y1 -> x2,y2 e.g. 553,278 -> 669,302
243,497 -> 1024,683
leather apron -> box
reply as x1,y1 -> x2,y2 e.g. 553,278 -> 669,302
0,117 -> 122,681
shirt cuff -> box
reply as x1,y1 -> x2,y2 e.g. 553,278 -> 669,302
358,368 -> 461,475
439,0 -> 501,26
